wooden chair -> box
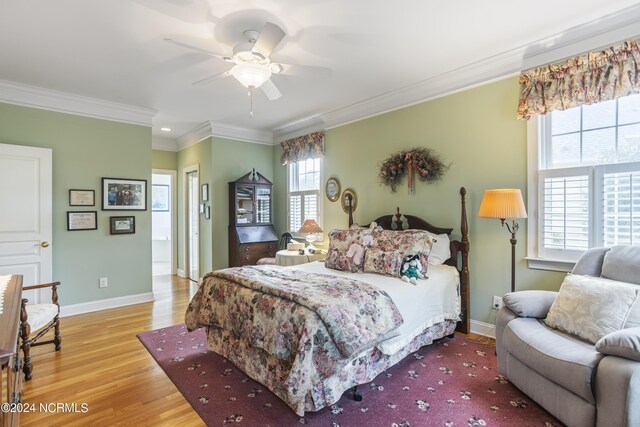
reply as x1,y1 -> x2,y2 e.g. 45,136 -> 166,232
257,233 -> 293,265
19,281 -> 62,381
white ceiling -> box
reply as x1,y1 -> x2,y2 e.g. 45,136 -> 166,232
1,0 -> 639,145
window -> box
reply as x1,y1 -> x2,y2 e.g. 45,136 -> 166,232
530,94 -> 640,266
287,158 -> 322,236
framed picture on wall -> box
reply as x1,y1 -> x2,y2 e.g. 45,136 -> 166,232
102,178 -> 147,211
69,189 -> 95,206
152,184 -> 170,211
67,211 -> 98,231
201,183 -> 209,202
110,216 -> 135,235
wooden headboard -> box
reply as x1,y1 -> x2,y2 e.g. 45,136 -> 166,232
346,187 -> 470,334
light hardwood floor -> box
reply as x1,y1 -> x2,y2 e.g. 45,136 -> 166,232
21,275 -> 205,427
20,275 -> 494,426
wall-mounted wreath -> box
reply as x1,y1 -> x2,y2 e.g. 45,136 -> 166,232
378,147 -> 449,192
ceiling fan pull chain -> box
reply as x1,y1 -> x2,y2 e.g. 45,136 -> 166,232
248,86 -> 254,118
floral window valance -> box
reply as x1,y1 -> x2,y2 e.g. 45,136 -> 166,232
280,131 -> 324,165
517,39 -> 640,120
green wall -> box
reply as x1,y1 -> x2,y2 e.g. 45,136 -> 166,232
211,137 -> 275,270
0,102 -> 152,306
174,136 -> 274,274
274,76 -> 565,325
152,149 -> 177,170
176,138 -> 213,275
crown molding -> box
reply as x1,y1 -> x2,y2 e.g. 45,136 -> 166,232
0,79 -> 156,126
274,4 -> 640,139
152,136 -> 179,151
177,121 -> 213,150
212,123 -> 274,145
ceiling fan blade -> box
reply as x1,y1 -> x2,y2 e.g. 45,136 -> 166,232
192,70 -> 231,86
278,62 -> 332,78
165,37 -> 229,61
252,22 -> 285,59
260,79 -> 282,100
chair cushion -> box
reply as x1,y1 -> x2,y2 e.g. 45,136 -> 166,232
601,245 -> 640,285
26,303 -> 59,333
503,317 -> 604,404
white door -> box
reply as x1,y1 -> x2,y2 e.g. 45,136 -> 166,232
0,143 -> 53,304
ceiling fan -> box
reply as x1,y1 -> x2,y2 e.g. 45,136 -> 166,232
166,22 -> 294,116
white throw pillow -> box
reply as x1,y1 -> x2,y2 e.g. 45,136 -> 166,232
424,232 -> 450,265
544,274 -> 638,344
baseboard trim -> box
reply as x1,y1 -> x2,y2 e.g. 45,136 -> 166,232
470,319 -> 496,339
60,292 -> 155,318
177,269 -> 186,278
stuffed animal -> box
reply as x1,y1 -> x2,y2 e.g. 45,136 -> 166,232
346,243 -> 365,266
346,234 -> 375,267
401,254 -> 425,285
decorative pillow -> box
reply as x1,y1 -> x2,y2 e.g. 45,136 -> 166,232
424,231 -> 451,265
544,274 -> 638,344
368,229 -> 433,275
325,228 -> 374,272
595,327 -> 640,362
363,249 -> 404,277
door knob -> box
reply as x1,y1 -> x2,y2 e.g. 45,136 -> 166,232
35,241 -> 50,248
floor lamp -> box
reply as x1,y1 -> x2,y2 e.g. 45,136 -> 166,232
478,189 -> 528,293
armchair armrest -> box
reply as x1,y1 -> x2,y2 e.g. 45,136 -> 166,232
595,355 -> 640,427
22,281 -> 61,307
502,290 -> 558,319
23,281 -> 61,291
596,327 -> 640,362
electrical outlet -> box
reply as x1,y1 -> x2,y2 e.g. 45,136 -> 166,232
99,277 -> 108,288
492,296 -> 503,310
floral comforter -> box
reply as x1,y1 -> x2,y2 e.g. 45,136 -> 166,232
185,265 -> 455,415
185,265 -> 403,359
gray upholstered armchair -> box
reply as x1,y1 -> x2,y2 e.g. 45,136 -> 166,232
496,246 -> 640,427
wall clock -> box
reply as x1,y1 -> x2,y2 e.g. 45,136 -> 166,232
325,177 -> 341,202
341,188 -> 357,213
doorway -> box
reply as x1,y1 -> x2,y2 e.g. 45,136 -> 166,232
152,170 -> 176,277
184,165 -> 199,281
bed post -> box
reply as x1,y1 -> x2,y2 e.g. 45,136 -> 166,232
457,187 -> 470,334
347,193 -> 354,227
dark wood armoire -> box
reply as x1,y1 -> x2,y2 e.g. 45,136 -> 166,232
228,171 -> 278,267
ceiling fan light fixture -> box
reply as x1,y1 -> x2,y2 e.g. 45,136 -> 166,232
230,62 -> 272,89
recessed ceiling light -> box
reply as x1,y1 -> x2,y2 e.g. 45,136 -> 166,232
160,127 -> 172,132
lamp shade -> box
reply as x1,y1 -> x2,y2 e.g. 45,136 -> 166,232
298,219 -> 323,234
229,62 -> 271,88
478,189 -> 528,219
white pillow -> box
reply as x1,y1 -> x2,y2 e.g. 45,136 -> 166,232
544,274 -> 638,344
425,232 -> 450,265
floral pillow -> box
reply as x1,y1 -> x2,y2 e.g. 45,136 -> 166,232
368,229 -> 433,275
325,228 -> 374,272
363,249 -> 404,277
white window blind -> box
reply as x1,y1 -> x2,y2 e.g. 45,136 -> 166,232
601,168 -> 640,246
540,171 -> 590,256
287,158 -> 322,236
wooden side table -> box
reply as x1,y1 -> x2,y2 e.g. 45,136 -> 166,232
276,250 -> 325,266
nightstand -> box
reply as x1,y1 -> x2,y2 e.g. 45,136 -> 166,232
275,250 -> 325,266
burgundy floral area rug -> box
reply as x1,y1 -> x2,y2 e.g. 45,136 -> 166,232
138,324 -> 562,427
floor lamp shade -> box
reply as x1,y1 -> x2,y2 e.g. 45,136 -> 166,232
478,189 -> 527,220
478,189 -> 527,293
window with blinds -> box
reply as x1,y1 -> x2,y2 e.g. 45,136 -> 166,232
536,93 -> 640,261
288,158 -> 322,236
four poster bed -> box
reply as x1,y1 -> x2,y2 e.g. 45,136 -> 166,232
185,187 -> 470,415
